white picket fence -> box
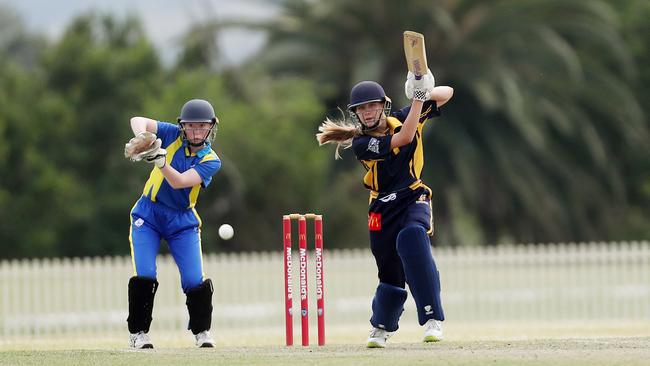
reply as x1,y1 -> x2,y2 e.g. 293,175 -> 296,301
1,241 -> 649,337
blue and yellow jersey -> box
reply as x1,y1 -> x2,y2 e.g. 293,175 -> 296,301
352,101 -> 440,196
141,121 -> 221,210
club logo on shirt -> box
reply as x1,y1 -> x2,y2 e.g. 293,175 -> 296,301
367,138 -> 380,154
416,194 -> 429,204
379,193 -> 397,202
368,212 -> 382,231
134,218 -> 144,227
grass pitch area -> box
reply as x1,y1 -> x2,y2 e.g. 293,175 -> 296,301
1,322 -> 649,366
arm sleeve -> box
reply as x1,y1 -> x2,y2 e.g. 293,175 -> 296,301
193,152 -> 221,188
391,101 -> 441,123
156,121 -> 181,148
352,135 -> 393,160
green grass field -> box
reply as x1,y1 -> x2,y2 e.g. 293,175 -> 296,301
1,322 -> 649,366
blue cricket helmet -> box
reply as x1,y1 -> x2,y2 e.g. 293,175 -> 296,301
177,99 -> 219,146
177,99 -> 219,124
348,81 -> 387,110
347,81 -> 392,131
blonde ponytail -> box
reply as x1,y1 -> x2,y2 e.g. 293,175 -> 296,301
316,116 -> 362,159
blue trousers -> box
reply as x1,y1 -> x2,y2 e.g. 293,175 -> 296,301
129,197 -> 205,292
368,186 -> 444,324
368,186 -> 434,287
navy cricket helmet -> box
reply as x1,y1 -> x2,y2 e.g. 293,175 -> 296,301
347,81 -> 392,131
348,81 -> 387,109
177,99 -> 219,146
177,99 -> 219,124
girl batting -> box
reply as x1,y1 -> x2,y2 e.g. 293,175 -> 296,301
317,71 -> 453,347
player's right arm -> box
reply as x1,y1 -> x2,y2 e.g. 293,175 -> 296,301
390,99 -> 424,149
391,69 -> 436,148
130,117 -> 158,136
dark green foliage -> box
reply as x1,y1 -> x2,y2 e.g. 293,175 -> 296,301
232,0 -> 650,246
0,1 -> 648,258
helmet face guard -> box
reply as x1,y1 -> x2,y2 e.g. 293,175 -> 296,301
180,122 -> 217,147
347,81 -> 392,132
177,99 -> 219,146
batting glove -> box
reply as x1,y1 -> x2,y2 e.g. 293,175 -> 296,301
405,69 -> 435,101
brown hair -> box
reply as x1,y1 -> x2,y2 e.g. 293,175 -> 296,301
316,116 -> 362,159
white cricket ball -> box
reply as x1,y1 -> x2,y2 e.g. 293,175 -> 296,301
218,224 -> 234,240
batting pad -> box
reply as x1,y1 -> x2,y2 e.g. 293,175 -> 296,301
396,226 -> 444,324
370,282 -> 408,332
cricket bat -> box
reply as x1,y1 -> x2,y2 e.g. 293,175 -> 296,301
403,31 -> 428,80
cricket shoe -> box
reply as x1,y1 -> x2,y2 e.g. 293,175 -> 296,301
195,330 -> 215,348
423,319 -> 443,342
366,327 -> 393,348
129,331 -> 154,349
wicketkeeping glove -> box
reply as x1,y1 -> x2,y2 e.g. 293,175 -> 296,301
143,147 -> 167,169
404,69 -> 435,101
124,132 -> 160,161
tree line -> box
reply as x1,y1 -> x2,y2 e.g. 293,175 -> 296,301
0,0 -> 648,259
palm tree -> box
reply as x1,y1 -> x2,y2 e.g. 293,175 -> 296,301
215,0 -> 647,246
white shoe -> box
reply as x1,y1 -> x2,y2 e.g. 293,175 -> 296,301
423,319 -> 443,342
366,327 -> 393,348
129,331 -> 154,349
195,330 -> 215,348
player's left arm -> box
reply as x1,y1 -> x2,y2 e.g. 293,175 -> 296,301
161,154 -> 221,190
429,86 -> 453,107
392,86 -> 454,122
159,165 -> 203,189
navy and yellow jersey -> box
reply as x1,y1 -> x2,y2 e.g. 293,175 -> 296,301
141,121 -> 221,210
352,101 -> 440,196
